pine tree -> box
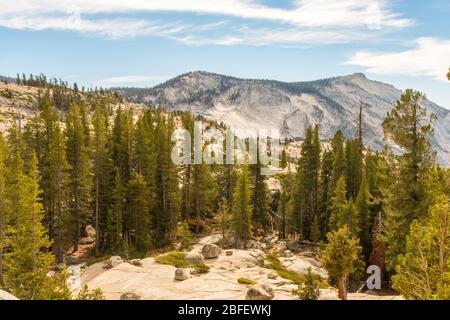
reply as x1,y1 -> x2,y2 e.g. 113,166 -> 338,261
392,195 -> 450,299
232,165 -> 252,247
310,215 -> 320,244
322,225 -> 362,300
278,178 -> 288,240
65,103 -> 92,252
153,113 -> 180,245
280,146 -> 288,169
329,176 -> 348,232
250,138 -> 271,232
319,149 -> 333,235
23,111 -> 43,173
126,173 -> 151,252
290,125 -> 321,239
382,89 -> 436,271
178,222 -> 192,251
4,154 -> 69,299
345,139 -> 363,199
0,133 -> 9,287
39,100 -> 71,263
112,107 -> 133,183
330,130 -> 347,191
106,168 -> 125,252
180,112 -> 194,222
191,162 -> 216,233
217,197 -> 231,248
92,102 -> 114,255
355,171 -> 372,259
369,211 -> 385,277
217,163 -> 237,210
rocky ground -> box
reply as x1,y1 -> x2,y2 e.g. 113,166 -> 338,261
67,233 -> 402,300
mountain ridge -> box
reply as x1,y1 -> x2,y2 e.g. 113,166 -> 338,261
115,71 -> 450,166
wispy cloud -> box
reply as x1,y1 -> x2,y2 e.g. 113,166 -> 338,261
0,0 -> 412,45
345,37 -> 450,82
97,75 -> 171,86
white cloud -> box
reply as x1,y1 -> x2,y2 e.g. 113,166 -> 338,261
98,75 -> 170,85
0,0 -> 412,44
345,37 -> 450,81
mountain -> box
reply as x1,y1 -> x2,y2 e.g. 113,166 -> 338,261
0,75 -> 16,83
116,71 -> 450,166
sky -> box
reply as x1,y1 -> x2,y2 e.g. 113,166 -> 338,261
0,0 -> 449,109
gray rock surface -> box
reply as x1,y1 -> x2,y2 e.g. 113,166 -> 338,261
246,284 -> 275,300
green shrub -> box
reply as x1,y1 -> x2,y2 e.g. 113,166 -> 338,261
238,278 -> 256,285
76,285 -> 105,300
155,251 -> 188,268
178,222 -> 193,251
265,253 -> 305,285
192,263 -> 210,274
292,267 -> 321,300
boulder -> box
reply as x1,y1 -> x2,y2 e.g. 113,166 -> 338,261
284,250 -> 293,257
85,225 -> 96,238
245,239 -> 255,249
246,284 -> 275,300
103,256 -> 124,269
185,252 -> 204,265
225,250 -> 233,256
120,292 -> 141,300
175,268 -> 189,281
286,241 -> 301,252
201,244 -> 222,259
256,256 -> 265,267
130,259 -> 143,267
0,289 -> 19,300
267,272 -> 277,280
253,242 -> 267,252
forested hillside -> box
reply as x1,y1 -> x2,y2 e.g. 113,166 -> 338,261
0,74 -> 449,300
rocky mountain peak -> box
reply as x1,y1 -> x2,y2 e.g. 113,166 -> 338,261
115,72 -> 450,166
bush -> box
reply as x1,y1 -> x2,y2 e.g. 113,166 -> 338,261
156,251 -> 211,274
76,285 -> 105,300
178,222 -> 193,251
238,278 -> 256,285
265,254 -> 305,285
292,267 -> 321,300
155,251 -> 188,268
192,263 -> 210,274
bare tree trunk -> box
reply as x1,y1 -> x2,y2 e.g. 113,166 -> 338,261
338,277 -> 347,300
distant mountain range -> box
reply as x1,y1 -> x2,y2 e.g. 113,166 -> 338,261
115,71 -> 450,166
0,75 -> 16,83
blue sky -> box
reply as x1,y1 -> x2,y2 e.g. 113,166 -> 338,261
0,0 -> 449,108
